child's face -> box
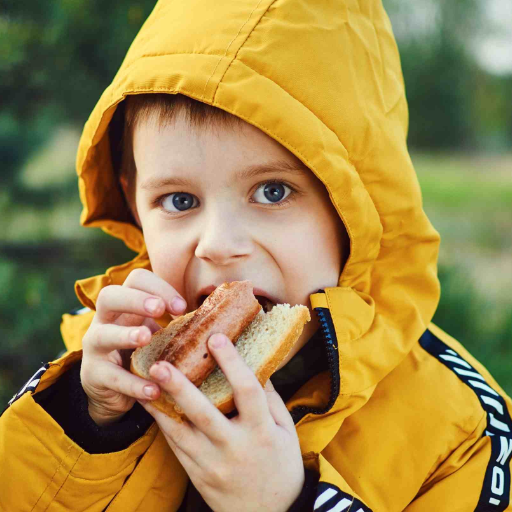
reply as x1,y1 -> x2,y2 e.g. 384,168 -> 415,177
127,112 -> 348,369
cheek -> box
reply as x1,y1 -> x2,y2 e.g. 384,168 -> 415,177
268,215 -> 341,300
143,228 -> 188,284
283,212 -> 344,271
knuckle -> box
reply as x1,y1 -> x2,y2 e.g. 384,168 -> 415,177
194,413 -> 213,431
91,326 -> 105,350
109,372 -> 120,389
236,381 -> 259,398
171,426 -> 188,447
206,465 -> 230,488
257,429 -> 274,450
125,268 -> 149,285
96,286 -> 111,307
83,325 -> 99,350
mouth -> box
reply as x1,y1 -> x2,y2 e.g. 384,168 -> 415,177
197,286 -> 277,313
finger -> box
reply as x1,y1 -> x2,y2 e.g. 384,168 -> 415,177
208,334 -> 270,426
91,362 -> 161,402
148,361 -> 230,443
84,323 -> 153,354
123,268 -> 188,317
264,379 -> 295,431
141,317 -> 164,334
138,399 -> 203,468
95,285 -> 167,324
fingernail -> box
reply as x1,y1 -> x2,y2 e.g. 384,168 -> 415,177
171,296 -> 187,314
130,329 -> 139,343
145,298 -> 161,314
143,385 -> 157,398
210,334 -> 227,349
151,363 -> 171,382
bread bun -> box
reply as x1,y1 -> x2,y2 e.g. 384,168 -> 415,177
130,304 -> 310,422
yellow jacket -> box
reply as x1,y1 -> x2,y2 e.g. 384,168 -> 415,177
2,0 -> 511,510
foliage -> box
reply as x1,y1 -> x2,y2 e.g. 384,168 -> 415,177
383,0 -> 512,150
0,236 -> 134,406
1,0 -> 157,191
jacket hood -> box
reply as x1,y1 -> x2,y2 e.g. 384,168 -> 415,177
74,0 -> 440,446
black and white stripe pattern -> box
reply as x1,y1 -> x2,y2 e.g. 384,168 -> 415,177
69,306 -> 91,316
7,364 -> 50,407
420,329 -> 512,511
3,307 -> 89,414
313,483 -> 372,512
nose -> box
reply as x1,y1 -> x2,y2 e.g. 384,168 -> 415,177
194,206 -> 253,266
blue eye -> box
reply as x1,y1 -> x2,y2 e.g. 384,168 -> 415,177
161,193 -> 198,212
252,182 -> 292,204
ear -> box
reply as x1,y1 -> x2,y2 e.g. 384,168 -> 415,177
120,175 -> 142,228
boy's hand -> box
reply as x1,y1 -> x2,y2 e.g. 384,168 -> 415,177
138,333 -> 305,512
80,269 -> 187,426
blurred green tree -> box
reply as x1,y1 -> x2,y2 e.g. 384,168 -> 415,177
1,0 -> 157,194
383,0 -> 512,150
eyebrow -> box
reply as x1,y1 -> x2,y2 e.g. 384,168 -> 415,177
140,160 -> 309,191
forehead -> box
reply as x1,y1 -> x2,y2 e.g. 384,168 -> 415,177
132,112 -> 314,184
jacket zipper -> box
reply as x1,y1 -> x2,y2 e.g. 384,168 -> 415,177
290,291 -> 341,424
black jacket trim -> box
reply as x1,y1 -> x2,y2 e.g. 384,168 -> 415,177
290,291 -> 340,424
2,363 -> 50,416
313,482 -> 372,511
420,329 -> 512,511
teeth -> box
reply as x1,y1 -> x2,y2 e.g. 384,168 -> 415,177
256,295 -> 275,313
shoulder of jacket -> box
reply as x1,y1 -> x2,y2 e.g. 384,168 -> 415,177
59,306 -> 95,355
395,324 -> 512,439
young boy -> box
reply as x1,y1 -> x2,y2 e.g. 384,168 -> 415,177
2,0 -> 511,510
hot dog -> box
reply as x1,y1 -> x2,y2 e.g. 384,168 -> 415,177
156,281 -> 261,386
130,281 -> 311,421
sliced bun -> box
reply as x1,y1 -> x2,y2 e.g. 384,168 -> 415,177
130,304 -> 310,422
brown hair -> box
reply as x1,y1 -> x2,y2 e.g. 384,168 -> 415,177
109,93 -> 244,219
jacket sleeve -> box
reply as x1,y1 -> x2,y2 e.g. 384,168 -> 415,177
404,411 -> 512,511
300,453 -> 373,512
33,358 -> 155,454
0,351 -> 158,512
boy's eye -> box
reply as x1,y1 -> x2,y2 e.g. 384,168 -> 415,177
161,193 -> 199,212
252,182 -> 292,205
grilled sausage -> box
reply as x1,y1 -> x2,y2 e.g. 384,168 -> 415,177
157,281 -> 262,386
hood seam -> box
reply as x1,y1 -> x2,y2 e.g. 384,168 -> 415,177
211,0 -> 279,101
203,0 -> 269,101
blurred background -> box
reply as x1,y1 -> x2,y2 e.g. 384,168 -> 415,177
1,0 -> 511,405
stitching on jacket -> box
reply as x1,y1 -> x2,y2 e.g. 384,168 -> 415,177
62,426 -> 158,482
17,396 -> 157,482
44,451 -> 83,511
31,443 -> 75,511
212,0 -> 278,101
201,0 -> 265,101
421,410 -> 487,489
106,426 -> 161,510
140,50 -> 227,58
109,51 -> 223,82
225,58 -> 346,156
